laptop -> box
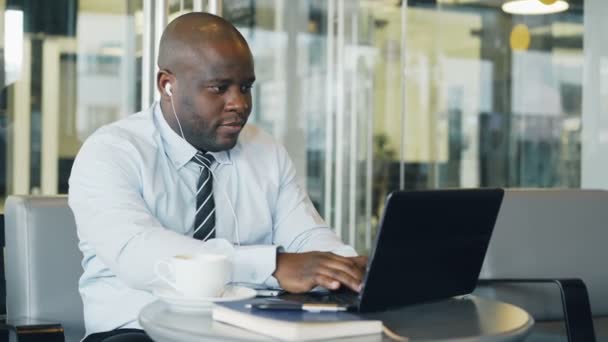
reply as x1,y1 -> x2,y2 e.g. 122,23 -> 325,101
278,188 -> 505,313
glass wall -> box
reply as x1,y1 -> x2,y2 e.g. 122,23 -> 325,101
223,0 -> 386,250
0,0 -> 142,210
0,0 -> 602,253
435,0 -> 583,190
582,0 -> 608,188
221,0 -> 586,253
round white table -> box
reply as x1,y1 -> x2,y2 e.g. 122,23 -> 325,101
139,295 -> 534,341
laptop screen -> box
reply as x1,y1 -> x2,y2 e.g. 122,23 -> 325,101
358,188 -> 504,312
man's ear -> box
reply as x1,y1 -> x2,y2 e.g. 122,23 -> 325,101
157,70 -> 174,99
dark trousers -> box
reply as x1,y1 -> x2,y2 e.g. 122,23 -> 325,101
82,329 -> 153,342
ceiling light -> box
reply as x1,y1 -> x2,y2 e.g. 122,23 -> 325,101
502,0 -> 569,15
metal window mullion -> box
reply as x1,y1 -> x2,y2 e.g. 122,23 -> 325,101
208,0 -> 222,16
124,2 -> 137,116
399,0 -> 409,189
348,8 -> 358,248
324,0 -> 336,228
9,37 -> 32,195
272,0 -> 284,142
193,0 -> 205,12
333,0 -> 345,238
153,0 -> 168,104
365,75 -> 374,250
431,9 -> 441,189
141,0 -> 155,109
40,39 -> 61,195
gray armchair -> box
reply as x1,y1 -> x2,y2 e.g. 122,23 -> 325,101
3,195 -> 85,342
475,189 -> 608,342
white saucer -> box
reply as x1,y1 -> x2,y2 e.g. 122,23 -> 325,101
152,285 -> 256,313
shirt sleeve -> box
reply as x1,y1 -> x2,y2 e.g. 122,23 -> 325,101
261,144 -> 357,288
69,132 -> 277,290
271,144 -> 356,255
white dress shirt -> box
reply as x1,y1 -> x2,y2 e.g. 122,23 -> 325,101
68,102 -> 356,336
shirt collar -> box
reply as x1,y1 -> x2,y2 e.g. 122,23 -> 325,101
153,101 -> 232,169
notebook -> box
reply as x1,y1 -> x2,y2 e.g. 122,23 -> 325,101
279,188 -> 505,313
212,298 -> 383,341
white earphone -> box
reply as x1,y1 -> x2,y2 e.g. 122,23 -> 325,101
165,81 -> 241,246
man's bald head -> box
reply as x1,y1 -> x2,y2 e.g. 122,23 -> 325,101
156,12 -> 255,152
158,12 -> 249,74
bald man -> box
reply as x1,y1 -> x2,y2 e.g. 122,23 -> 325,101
69,12 -> 366,341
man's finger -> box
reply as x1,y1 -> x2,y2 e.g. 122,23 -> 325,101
314,274 -> 341,290
351,256 -> 368,269
321,257 -> 365,283
322,254 -> 365,279
317,267 -> 362,292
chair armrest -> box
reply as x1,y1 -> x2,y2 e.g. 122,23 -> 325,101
0,317 -> 64,342
477,278 -> 596,342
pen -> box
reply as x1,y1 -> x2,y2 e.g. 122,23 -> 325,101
246,303 -> 347,312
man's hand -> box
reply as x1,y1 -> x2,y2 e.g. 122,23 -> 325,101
273,252 -> 368,293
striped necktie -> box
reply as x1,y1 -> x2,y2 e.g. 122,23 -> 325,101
192,151 -> 216,241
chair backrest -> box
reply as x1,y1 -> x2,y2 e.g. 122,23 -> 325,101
4,195 -> 85,340
479,189 -> 608,318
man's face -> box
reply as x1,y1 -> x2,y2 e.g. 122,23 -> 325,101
174,40 -> 255,152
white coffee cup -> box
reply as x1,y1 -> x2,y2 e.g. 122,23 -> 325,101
154,254 -> 232,298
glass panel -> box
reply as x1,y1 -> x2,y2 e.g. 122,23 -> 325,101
223,0 -> 328,211
220,0 -> 586,252
221,0 -> 402,253
431,0 -> 583,188
1,0 -> 143,205
582,0 -> 608,188
224,0 -> 337,230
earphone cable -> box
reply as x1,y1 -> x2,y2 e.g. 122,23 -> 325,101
168,95 -> 241,246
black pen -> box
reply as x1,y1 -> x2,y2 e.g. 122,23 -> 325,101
246,303 -> 347,312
